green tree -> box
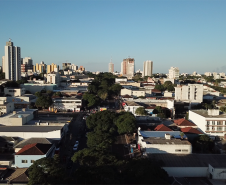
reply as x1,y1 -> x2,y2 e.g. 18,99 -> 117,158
153,106 -> 163,114
195,135 -> 214,153
122,158 -> 169,184
167,84 -> 175,92
35,95 -> 53,109
87,131 -> 115,149
28,155 -> 65,185
135,107 -> 148,116
154,84 -> 166,91
115,112 -> 136,134
83,92 -> 100,107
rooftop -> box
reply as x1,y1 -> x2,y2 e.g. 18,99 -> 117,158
139,130 -> 187,139
191,110 -> 226,118
0,126 -> 63,132
174,118 -> 196,127
180,127 -> 203,135
154,124 -> 172,131
143,137 -> 190,145
14,138 -> 53,148
16,143 -> 52,155
149,154 -> 226,168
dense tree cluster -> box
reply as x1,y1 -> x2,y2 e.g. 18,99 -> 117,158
154,81 -> 175,92
153,106 -> 171,118
135,107 -> 148,116
83,73 -> 122,107
35,91 -> 53,109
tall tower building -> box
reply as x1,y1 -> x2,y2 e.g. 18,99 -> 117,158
4,39 -> 21,81
109,58 -> 114,73
121,58 -> 135,78
143,60 -> 153,77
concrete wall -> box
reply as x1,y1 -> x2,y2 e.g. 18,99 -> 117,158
4,88 -> 25,97
121,89 -> 132,96
163,167 -> 208,177
15,154 -> 46,168
0,130 -> 61,139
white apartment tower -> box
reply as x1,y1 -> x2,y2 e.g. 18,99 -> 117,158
109,62 -> 114,73
169,67 -> 179,79
121,58 -> 135,78
4,39 -> 21,81
175,84 -> 203,103
143,60 -> 153,77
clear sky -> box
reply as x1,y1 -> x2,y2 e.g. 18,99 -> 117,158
1,0 -> 226,74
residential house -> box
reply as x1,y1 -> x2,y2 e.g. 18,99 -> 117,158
174,118 -> 197,128
15,143 -> 54,168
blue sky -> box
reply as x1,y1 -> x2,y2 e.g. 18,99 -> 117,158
0,0 -> 226,74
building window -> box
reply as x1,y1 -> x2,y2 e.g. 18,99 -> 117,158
175,149 -> 181,152
217,127 -> 222,131
182,149 -> 188,152
212,121 -> 215,125
31,160 -> 35,163
217,121 -> 221,125
22,160 -> 28,163
212,127 -> 215,131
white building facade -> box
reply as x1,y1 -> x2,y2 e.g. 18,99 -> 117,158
143,60 -> 153,77
175,84 -> 203,103
189,109 -> 226,138
4,40 -> 21,81
169,67 -> 179,79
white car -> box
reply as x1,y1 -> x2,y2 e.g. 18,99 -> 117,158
73,146 -> 78,151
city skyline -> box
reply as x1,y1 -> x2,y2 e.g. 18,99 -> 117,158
0,0 -> 226,73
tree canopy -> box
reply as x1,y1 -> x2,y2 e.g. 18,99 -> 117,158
115,112 -> 136,134
28,155 -> 66,185
135,107 -> 148,116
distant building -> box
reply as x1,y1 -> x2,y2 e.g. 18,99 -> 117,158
109,62 -> 114,73
21,57 -> 33,73
47,63 -> 58,73
204,72 -> 212,76
4,39 -> 21,81
121,58 -> 135,78
168,67 -> 179,79
33,61 -> 46,73
62,63 -> 71,70
143,60 -> 153,77
175,84 -> 203,103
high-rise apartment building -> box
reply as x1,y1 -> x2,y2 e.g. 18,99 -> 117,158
143,60 -> 153,77
62,63 -> 71,70
4,39 -> 21,81
121,58 -> 135,77
109,62 -> 114,73
33,61 -> 46,73
47,63 -> 58,73
21,57 -> 33,73
169,67 -> 179,79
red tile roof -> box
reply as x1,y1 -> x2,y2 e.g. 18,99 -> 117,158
174,118 -> 196,127
181,127 -> 203,134
16,143 -> 52,155
152,89 -> 161,93
154,124 -> 172,131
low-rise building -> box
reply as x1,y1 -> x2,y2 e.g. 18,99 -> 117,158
0,100 -> 14,115
15,143 -> 54,168
52,97 -> 82,112
138,127 -> 192,154
22,83 -> 57,94
4,87 -> 26,97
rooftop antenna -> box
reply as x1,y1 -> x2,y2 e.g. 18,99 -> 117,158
9,38 -> 12,42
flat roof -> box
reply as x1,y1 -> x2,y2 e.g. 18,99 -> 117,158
0,126 -> 63,132
149,154 -> 226,168
140,131 -> 187,139
191,110 -> 226,118
143,137 -> 190,145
